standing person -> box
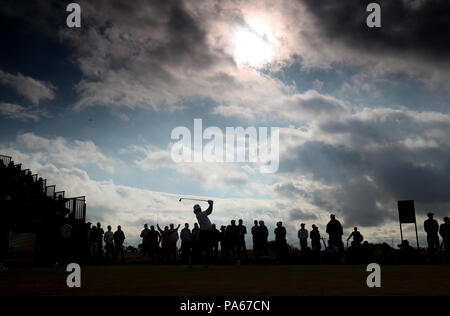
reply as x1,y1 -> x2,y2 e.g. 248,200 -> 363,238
180,223 -> 192,264
310,225 -> 322,252
96,223 -> 104,261
237,219 -> 248,261
251,220 -> 259,258
191,223 -> 201,263
113,225 -> 126,262
440,217 -> 450,252
89,225 -> 98,263
219,225 -> 227,262
211,224 -> 220,262
424,213 -> 440,251
297,223 -> 308,252
193,200 -> 214,268
157,224 -> 172,264
169,223 -> 180,264
274,221 -> 287,263
326,214 -> 344,251
229,220 -> 239,262
104,225 -> 114,261
148,225 -> 161,263
258,220 -> 269,257
347,227 -> 363,247
140,224 -> 150,262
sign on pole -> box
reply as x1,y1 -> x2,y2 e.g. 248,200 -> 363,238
397,200 -> 420,249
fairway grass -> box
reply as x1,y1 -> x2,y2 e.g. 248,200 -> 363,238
1,265 -> 449,296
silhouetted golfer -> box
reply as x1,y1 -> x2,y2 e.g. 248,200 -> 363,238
424,212 -> 440,251
193,200 -> 214,267
326,214 -> 344,251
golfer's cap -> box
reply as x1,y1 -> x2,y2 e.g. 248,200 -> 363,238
427,212 -> 434,216
193,204 -> 201,210
330,214 -> 335,217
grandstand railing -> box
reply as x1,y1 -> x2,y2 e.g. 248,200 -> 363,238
55,191 -> 65,200
45,185 -> 56,199
65,196 -> 86,222
0,154 -> 12,165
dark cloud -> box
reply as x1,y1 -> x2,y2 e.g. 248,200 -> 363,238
301,0 -> 450,62
289,208 -> 318,221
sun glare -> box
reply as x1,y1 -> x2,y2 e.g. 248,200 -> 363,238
234,27 -> 273,68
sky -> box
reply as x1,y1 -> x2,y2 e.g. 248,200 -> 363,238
1,0 -> 449,247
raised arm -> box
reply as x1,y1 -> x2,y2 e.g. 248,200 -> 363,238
205,200 -> 214,215
157,224 -> 163,233
347,232 -> 353,241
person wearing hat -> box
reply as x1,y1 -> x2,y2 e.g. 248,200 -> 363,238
439,217 -> 450,252
424,212 -> 440,251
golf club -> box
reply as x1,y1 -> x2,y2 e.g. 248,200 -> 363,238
178,197 -> 211,202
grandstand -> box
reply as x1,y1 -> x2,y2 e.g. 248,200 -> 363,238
0,154 -> 87,265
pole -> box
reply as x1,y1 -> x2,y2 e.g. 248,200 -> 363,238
399,222 -> 404,244
414,221 -> 420,249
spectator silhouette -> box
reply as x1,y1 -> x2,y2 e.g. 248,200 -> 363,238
211,224 -> 220,262
274,221 -> 287,263
157,224 -> 172,264
180,223 -> 192,264
104,225 -> 114,261
440,217 -> 450,252
141,224 -> 150,262
89,225 -> 98,263
219,225 -> 227,262
96,222 -> 104,261
297,223 -> 308,252
326,214 -> 344,251
228,220 -> 238,262
237,219 -> 248,261
310,225 -> 321,252
347,227 -> 363,247
113,225 -> 126,262
251,220 -> 259,258
258,220 -> 269,257
169,223 -> 180,264
424,212 -> 440,251
191,223 -> 201,263
325,240 -> 340,264
146,225 -> 160,263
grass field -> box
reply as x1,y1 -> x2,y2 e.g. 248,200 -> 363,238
1,264 -> 449,296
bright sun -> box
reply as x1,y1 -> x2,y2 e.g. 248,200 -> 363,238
234,27 -> 273,68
